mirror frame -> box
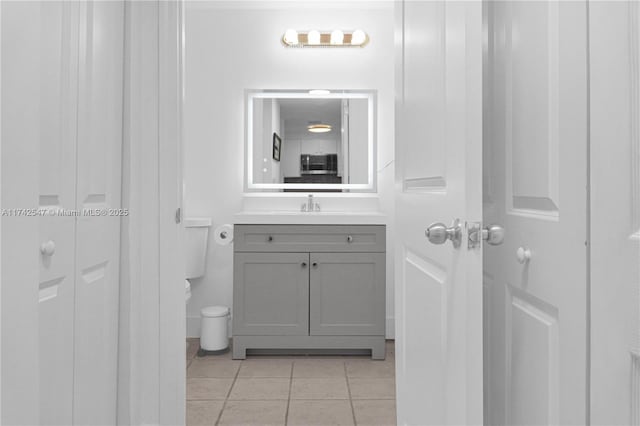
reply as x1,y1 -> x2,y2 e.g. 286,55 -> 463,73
245,89 -> 377,192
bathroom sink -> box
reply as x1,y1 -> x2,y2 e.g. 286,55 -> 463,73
233,211 -> 387,225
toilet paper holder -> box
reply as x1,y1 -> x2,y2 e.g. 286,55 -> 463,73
214,224 -> 234,245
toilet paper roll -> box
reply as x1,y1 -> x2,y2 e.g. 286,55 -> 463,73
214,224 -> 234,245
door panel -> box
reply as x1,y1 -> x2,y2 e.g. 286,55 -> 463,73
484,2 -> 588,425
233,252 -> 310,336
506,2 -> 560,216
38,3 -> 79,423
395,1 -> 483,424
309,252 -> 385,336
507,289 -> 559,426
73,2 -> 124,424
589,2 -> 640,424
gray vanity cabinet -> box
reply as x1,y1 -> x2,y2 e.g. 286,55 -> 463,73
232,224 -> 386,360
233,252 -> 310,336
309,252 -> 385,336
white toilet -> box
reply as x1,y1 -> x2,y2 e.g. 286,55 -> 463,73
185,217 -> 230,352
184,217 -> 212,301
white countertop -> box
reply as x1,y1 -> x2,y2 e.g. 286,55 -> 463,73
233,211 -> 387,225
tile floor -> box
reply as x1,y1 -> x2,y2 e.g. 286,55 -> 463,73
186,339 -> 397,426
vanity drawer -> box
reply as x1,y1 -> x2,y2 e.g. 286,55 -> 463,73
233,224 -> 386,253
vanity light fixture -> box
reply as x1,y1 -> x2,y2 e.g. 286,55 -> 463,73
307,124 -> 332,133
282,29 -> 369,48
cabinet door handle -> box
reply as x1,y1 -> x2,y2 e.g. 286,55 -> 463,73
301,262 -> 307,268
312,262 -> 318,268
347,235 -> 353,243
267,235 -> 273,242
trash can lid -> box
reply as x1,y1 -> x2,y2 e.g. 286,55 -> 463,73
201,305 -> 230,318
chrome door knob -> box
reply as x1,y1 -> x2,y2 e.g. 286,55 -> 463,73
484,224 -> 505,246
425,219 -> 462,248
40,240 -> 56,256
467,223 -> 506,248
469,224 -> 505,246
516,247 -> 532,264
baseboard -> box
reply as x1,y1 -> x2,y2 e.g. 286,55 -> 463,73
386,317 -> 395,339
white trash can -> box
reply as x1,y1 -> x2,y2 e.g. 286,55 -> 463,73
200,305 -> 230,351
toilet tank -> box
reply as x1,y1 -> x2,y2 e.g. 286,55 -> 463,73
184,217 -> 212,279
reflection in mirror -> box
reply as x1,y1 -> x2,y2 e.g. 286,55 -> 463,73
246,90 -> 375,192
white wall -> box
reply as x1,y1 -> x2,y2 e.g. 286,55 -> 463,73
184,1 -> 395,338
253,99 -> 282,183
347,98 -> 368,184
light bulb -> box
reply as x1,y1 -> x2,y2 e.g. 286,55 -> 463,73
307,30 -> 321,45
283,29 -> 298,45
330,29 -> 344,45
351,29 -> 366,45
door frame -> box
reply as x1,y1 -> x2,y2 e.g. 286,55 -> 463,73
118,0 -> 185,424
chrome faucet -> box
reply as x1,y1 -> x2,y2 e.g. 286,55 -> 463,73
301,194 -> 321,212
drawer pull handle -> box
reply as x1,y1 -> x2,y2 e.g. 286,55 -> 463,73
267,236 -> 273,242
301,262 -> 307,268
312,262 -> 318,268
347,235 -> 353,243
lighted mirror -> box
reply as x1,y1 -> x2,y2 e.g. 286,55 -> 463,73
245,90 -> 376,192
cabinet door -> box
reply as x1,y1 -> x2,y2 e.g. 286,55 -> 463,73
309,253 -> 385,336
234,252 -> 310,335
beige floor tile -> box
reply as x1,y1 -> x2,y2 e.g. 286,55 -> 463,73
186,400 -> 224,426
352,400 -> 397,426
290,378 -> 349,400
187,338 -> 200,361
218,400 -> 287,425
187,378 -> 234,400
345,359 -> 395,378
287,400 -> 355,426
385,340 -> 396,357
349,378 -> 396,400
228,378 -> 290,400
292,359 -> 346,378
237,359 -> 292,378
187,358 -> 241,378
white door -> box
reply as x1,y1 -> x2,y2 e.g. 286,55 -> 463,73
589,3 -> 640,424
73,2 -> 124,424
38,2 -> 79,424
1,1 -> 124,424
394,1 -> 483,425
483,2 -> 588,425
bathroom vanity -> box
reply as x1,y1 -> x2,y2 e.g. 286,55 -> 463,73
231,222 -> 386,359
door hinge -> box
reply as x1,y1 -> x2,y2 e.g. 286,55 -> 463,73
175,207 -> 181,224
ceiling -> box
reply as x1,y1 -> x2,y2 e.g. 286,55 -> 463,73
279,98 -> 342,126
